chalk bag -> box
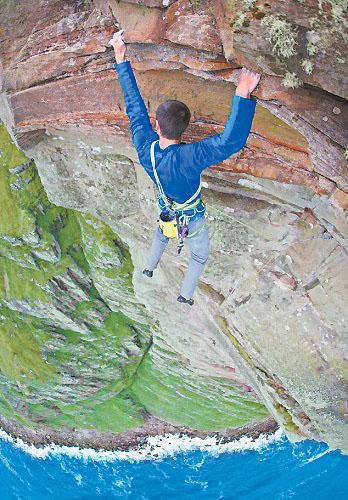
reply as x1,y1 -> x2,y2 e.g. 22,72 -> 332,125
158,210 -> 178,239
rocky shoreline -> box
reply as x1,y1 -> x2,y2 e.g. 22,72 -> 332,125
0,415 -> 279,452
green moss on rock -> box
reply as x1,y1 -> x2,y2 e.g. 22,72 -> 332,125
130,351 -> 268,431
0,122 -> 151,431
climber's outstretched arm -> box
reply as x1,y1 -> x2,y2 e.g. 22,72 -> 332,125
177,68 -> 260,174
110,30 -> 158,156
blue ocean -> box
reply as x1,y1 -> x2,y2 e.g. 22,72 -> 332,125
0,429 -> 347,499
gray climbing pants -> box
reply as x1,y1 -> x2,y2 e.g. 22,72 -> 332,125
145,216 -> 209,299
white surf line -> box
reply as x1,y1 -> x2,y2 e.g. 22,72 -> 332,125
300,448 -> 333,465
0,428 -> 285,462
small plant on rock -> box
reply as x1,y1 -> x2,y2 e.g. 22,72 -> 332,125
282,71 -> 303,88
188,0 -> 202,13
301,59 -> 313,74
261,15 -> 298,58
234,0 -> 257,29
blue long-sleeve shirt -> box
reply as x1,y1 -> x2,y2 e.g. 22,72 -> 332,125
113,60 -> 256,205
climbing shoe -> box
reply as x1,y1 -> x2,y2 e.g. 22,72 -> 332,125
142,269 -> 153,278
177,295 -> 194,306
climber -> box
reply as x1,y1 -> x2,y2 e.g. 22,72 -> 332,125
109,29 -> 261,306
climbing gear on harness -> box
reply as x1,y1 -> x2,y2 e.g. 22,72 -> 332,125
158,209 -> 178,239
170,192 -> 202,211
177,218 -> 189,255
177,295 -> 194,306
150,139 -> 204,252
142,269 -> 153,278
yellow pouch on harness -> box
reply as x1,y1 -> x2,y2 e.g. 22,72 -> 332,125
159,218 -> 178,238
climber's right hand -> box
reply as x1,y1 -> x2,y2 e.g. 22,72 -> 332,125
235,68 -> 261,99
109,29 -> 126,64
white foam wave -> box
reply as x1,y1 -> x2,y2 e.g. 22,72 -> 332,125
300,448 -> 332,465
0,427 -> 284,462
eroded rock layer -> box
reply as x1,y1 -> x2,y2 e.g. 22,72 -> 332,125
0,0 -> 347,451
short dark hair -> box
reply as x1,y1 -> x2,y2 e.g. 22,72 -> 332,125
156,100 -> 191,140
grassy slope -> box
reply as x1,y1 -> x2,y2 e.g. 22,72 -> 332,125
0,124 -> 146,432
130,350 -> 268,431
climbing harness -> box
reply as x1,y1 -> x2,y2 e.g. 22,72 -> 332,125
150,139 -> 205,254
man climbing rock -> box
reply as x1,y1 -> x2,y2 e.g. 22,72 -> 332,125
109,29 -> 261,306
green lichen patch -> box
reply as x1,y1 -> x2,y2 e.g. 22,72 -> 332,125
261,15 -> 298,59
233,1 -> 257,29
282,71 -> 303,89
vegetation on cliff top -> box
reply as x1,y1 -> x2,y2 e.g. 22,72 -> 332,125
234,0 -> 347,88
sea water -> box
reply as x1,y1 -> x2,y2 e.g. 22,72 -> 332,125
0,429 -> 347,499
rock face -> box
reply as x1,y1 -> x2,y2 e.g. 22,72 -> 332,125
0,0 -> 347,451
